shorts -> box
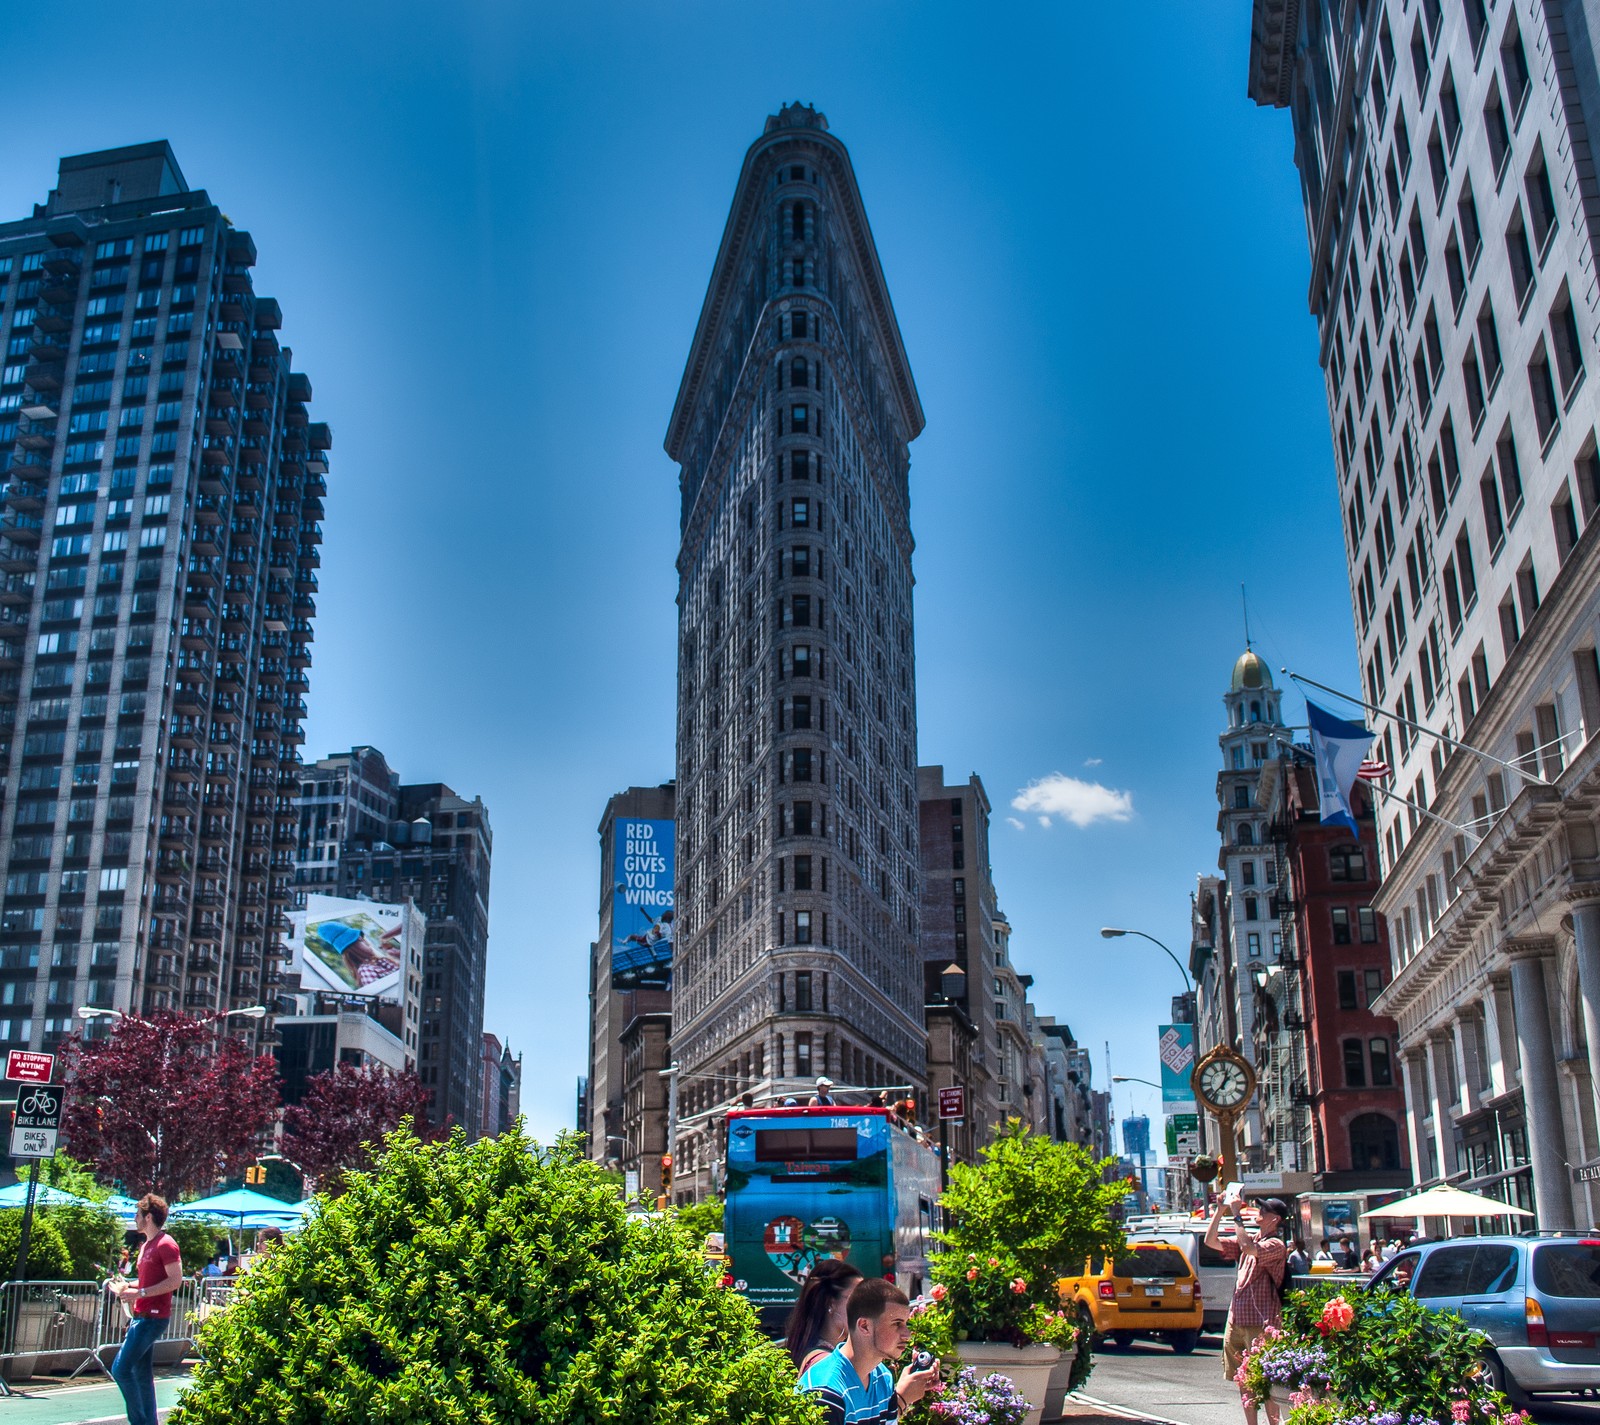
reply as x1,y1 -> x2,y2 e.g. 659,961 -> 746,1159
1223,1317 -> 1275,1380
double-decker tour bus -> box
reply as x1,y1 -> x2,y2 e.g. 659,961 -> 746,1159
723,1104 -> 942,1330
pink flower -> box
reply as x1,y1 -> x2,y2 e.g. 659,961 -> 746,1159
931,1283 -> 947,1302
1010,1278 -> 1027,1294
966,1267 -> 978,1281
1318,1295 -> 1355,1333
1452,1403 -> 1471,1423
988,1257 -> 999,1268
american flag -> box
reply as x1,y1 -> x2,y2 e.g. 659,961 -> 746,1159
1357,759 -> 1392,781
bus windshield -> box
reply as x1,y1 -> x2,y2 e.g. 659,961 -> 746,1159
754,1128 -> 858,1162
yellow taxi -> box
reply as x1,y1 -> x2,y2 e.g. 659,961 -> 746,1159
703,1231 -> 733,1287
1058,1239 -> 1204,1354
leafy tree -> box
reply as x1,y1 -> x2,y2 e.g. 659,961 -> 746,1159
171,1128 -> 821,1424
58,1012 -> 280,1200
38,1151 -> 111,1201
0,1209 -> 73,1280
280,1062 -> 443,1195
675,1197 -> 724,1243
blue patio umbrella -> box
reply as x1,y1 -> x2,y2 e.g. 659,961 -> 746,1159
169,1187 -> 305,1229
0,1181 -> 97,1208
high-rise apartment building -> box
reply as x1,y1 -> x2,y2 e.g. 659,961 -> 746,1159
0,143 -> 324,1050
292,751 -> 491,1136
1250,0 -> 1600,1224
665,104 -> 927,1199
585,781 -> 675,1186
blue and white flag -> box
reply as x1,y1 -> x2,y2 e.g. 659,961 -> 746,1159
1306,699 -> 1374,834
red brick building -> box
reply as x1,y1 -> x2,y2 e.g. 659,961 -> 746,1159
1258,758 -> 1410,1196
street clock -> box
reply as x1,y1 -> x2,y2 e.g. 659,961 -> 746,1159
1190,1045 -> 1257,1186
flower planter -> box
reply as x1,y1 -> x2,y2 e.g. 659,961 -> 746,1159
1041,1346 -> 1081,1420
1266,1384 -> 1338,1411
954,1341 -> 1062,1425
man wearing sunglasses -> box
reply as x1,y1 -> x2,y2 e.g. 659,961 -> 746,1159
110,1194 -> 183,1425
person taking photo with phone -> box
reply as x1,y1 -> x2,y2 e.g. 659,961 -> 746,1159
1206,1189 -> 1289,1425
796,1277 -> 942,1424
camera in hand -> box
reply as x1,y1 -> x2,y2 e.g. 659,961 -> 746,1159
912,1351 -> 935,1372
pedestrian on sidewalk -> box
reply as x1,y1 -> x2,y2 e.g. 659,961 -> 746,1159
1206,1190 -> 1288,1425
111,1193 -> 183,1425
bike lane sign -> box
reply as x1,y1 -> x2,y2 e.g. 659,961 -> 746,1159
11,1083 -> 63,1159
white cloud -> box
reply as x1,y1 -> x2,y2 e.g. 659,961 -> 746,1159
1006,816 -> 1025,831
1011,772 -> 1135,829
1083,756 -> 1103,767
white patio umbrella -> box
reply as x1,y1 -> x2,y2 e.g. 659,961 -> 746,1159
1358,1184 -> 1533,1220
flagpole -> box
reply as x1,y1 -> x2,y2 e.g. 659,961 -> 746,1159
1271,735 -> 1485,840
1285,669 -> 1549,786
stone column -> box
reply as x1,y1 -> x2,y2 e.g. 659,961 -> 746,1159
1572,900 -> 1600,1112
1453,1011 -> 1484,1116
1427,1031 -> 1457,1178
1400,1049 -> 1430,1185
1509,946 -> 1576,1229
1482,974 -> 1514,1098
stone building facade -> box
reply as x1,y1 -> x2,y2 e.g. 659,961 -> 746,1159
665,103 -> 928,1199
1250,0 -> 1600,1223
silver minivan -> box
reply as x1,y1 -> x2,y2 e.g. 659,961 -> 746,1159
1367,1234 -> 1600,1403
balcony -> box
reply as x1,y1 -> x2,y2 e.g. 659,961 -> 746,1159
16,419 -> 55,454
33,301 -> 73,335
1,513 -> 43,545
27,334 -> 68,366
4,480 -> 46,511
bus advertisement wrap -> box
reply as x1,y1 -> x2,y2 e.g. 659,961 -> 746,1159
611,819 -> 674,991
724,1108 -> 941,1322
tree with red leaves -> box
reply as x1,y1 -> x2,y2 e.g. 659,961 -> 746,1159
281,1062 -> 444,1194
59,1011 -> 280,1199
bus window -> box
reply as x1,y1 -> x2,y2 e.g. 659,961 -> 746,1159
754,1127 -> 858,1162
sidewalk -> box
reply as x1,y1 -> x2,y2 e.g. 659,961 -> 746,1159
1053,1390 -> 1185,1425
0,1369 -> 189,1425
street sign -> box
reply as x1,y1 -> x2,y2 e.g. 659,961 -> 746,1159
10,1083 -> 63,1159
4,1051 -> 53,1084
624,1169 -> 640,1198
1572,1159 -> 1600,1185
1240,1170 -> 1283,1189
938,1086 -> 965,1121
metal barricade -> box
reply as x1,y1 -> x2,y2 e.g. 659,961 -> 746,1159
0,1275 -> 217,1390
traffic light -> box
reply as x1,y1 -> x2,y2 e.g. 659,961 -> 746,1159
245,1163 -> 266,1186
660,1153 -> 673,1197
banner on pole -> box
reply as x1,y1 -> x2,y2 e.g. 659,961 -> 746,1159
1158,1024 -> 1197,1111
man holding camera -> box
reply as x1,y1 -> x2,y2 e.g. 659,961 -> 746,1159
796,1277 -> 942,1423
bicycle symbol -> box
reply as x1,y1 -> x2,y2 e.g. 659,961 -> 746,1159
17,1089 -> 57,1117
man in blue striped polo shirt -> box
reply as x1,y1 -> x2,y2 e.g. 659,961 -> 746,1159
796,1278 -> 942,1424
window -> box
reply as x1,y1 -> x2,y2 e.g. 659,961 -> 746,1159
794,910 -> 812,945
1247,932 -> 1261,957
1330,846 -> 1368,881
791,498 -> 809,528
1503,20 -> 1532,117
1485,81 -> 1511,176
1370,1036 -> 1394,1086
1331,907 -> 1352,944
790,404 -> 808,433
1526,146 -> 1559,253
1530,343 -> 1561,446
1506,206 -> 1536,307
1344,1039 -> 1367,1087
1458,185 -> 1482,266
1358,907 -> 1380,943
1364,968 -> 1385,1006
1338,970 -> 1359,1010
1478,298 -> 1504,386
1552,291 -> 1586,396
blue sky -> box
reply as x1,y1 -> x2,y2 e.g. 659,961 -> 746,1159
4,3 -> 1359,1145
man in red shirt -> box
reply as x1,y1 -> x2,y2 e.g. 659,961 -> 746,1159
110,1193 -> 183,1425
1206,1192 -> 1288,1425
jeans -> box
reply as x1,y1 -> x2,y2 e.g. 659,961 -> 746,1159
111,1315 -> 167,1425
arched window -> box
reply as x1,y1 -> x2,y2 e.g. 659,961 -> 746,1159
791,356 -> 808,389
1251,699 -> 1262,722
1349,1113 -> 1400,1171
1236,824 -> 1254,845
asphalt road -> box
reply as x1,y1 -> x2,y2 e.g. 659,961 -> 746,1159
1075,1336 -> 1600,1425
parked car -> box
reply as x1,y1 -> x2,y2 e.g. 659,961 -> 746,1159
1366,1233 -> 1600,1404
1059,1239 -> 1204,1353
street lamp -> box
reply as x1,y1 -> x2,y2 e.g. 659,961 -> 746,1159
1112,1075 -> 1162,1090
1099,927 -> 1194,995
78,1005 -> 268,1023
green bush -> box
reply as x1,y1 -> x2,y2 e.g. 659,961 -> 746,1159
45,1204 -> 122,1280
0,1209 -> 73,1280
674,1197 -> 723,1244
164,1216 -> 227,1273
170,1128 -> 822,1424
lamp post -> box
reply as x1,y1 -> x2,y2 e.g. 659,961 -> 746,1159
1099,927 -> 1193,995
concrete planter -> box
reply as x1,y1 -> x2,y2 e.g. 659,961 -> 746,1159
1041,1347 -> 1082,1420
953,1341 -> 1064,1425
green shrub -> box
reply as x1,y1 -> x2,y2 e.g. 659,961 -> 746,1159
45,1205 -> 122,1280
674,1197 -> 723,1244
164,1216 -> 227,1273
0,1209 -> 73,1280
170,1128 -> 822,1424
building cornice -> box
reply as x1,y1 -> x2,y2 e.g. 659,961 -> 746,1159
1246,0 -> 1302,109
665,113 -> 923,462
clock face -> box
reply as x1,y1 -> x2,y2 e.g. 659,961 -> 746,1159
1198,1058 -> 1251,1109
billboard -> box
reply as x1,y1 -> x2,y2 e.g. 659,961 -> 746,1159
296,894 -> 408,999
1158,1022 -> 1197,1112
611,819 -> 674,990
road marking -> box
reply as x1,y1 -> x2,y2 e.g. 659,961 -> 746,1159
1068,1390 -> 1196,1425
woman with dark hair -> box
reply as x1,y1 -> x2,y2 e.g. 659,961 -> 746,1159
784,1258 -> 865,1372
